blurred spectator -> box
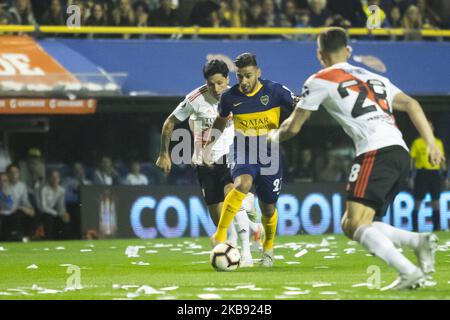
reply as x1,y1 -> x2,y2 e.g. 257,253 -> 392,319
189,0 -> 221,27
280,0 -> 299,27
0,172 -> 14,241
246,1 -> 265,27
388,5 -> 402,28
93,156 -> 119,186
125,161 -> 149,185
381,0 -> 415,15
327,0 -> 366,27
149,0 -> 181,26
328,13 -> 352,28
296,9 -> 310,27
40,0 -> 65,25
19,147 -> 46,200
0,3 -> 13,27
37,169 -> 70,240
112,0 -> 136,39
135,1 -> 150,28
402,5 -> 423,40
63,162 -> 92,203
306,0 -> 333,27
5,164 -> 35,241
296,148 -> 315,182
318,153 -> 346,182
363,0 -> 390,28
63,162 -> 91,239
229,0 -> 247,28
0,139 -> 11,172
416,0 -> 441,29
8,0 -> 36,25
261,0 -> 279,27
86,3 -> 109,27
218,0 -> 232,27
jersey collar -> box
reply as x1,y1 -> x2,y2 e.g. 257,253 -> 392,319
239,81 -> 263,97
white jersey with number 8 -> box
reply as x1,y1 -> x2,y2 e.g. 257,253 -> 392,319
296,62 -> 408,156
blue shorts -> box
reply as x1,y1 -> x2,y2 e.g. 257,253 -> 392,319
231,162 -> 283,204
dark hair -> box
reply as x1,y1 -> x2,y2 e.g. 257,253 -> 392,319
318,27 -> 348,53
234,52 -> 258,68
6,163 -> 19,173
203,59 -> 229,79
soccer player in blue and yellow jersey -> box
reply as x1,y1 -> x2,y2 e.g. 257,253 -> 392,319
205,53 -> 295,267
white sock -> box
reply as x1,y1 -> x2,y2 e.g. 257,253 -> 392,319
228,224 -> 237,246
372,222 -> 420,249
354,225 -> 417,275
248,220 -> 259,233
234,209 -> 251,259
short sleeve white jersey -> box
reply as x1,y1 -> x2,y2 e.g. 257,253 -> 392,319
171,85 -> 234,165
296,62 -> 407,156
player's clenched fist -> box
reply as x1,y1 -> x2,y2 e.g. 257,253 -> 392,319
156,153 -> 172,174
427,144 -> 445,167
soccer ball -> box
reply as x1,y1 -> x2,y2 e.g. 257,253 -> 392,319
210,242 -> 241,272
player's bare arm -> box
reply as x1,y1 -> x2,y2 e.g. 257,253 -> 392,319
392,92 -> 445,166
269,106 -> 311,143
203,115 -> 228,165
156,114 -> 181,174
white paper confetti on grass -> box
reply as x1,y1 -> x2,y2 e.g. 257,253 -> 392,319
153,243 -> 173,248
274,255 -> 285,260
295,249 -> 308,258
320,239 -> 330,247
157,295 -> 177,300
319,291 -> 337,295
283,286 -> 300,291
0,247 -> 7,251
131,261 -> 150,266
170,248 -> 182,251
324,255 -> 339,259
198,293 -> 221,300
0,292 -> 12,295
313,266 -> 329,269
285,261 -> 301,265
235,285 -> 255,290
136,286 -> 165,295
127,293 -> 140,299
125,246 -> 144,257
283,290 -> 310,295
80,249 -> 92,252
145,250 -> 158,254
312,283 -> 332,288
55,247 -> 65,250
160,286 -> 179,291
26,264 -> 38,269
352,283 -> 369,288
316,248 -> 330,252
344,248 -> 356,254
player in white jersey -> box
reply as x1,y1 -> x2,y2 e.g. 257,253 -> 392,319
269,28 -> 444,290
156,60 -> 262,266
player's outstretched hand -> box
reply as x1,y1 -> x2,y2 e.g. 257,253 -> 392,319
156,153 -> 172,174
267,129 -> 280,145
427,144 -> 445,167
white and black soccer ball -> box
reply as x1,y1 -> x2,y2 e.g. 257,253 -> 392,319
210,242 -> 241,272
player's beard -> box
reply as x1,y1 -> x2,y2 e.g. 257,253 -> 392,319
241,81 -> 256,94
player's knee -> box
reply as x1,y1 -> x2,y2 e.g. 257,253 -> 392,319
234,179 -> 252,194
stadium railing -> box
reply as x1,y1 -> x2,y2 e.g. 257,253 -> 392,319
0,25 -> 449,37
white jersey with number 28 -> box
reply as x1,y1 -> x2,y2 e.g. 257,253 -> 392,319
296,62 -> 408,156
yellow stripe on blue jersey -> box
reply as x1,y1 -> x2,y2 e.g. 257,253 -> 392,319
233,106 -> 280,136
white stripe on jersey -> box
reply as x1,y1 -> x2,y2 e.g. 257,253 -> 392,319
297,62 -> 408,156
171,85 -> 234,165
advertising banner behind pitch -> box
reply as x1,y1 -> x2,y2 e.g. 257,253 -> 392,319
81,184 -> 450,239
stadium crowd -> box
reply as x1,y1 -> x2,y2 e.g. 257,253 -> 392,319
0,0 -> 448,39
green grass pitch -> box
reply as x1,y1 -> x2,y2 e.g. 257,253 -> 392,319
0,232 -> 449,300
